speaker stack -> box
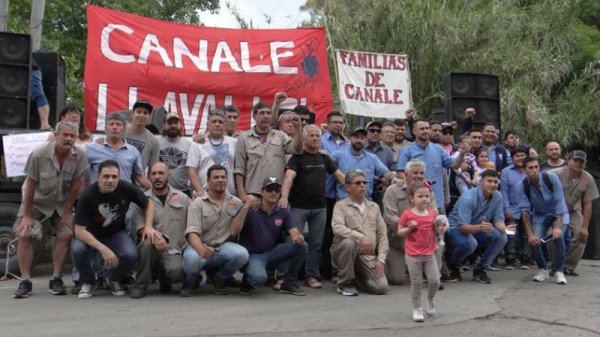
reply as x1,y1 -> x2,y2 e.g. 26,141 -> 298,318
0,32 -> 32,129
31,51 -> 66,128
443,72 -> 500,129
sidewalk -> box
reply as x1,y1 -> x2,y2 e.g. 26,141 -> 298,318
0,260 -> 599,337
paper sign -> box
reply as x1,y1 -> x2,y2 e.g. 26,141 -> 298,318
2,132 -> 51,177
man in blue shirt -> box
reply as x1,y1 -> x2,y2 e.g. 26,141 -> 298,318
397,119 -> 468,214
331,127 -> 397,201
500,146 -> 531,269
481,123 -> 513,171
446,170 -> 511,284
233,177 -> 308,296
518,157 -> 569,285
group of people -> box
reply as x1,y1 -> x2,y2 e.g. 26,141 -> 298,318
11,95 -> 598,323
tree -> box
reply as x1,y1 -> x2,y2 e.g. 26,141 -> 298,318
6,0 -> 219,104
301,0 -> 600,150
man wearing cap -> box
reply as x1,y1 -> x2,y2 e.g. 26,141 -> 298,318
234,177 -> 308,296
180,164 -> 249,296
158,111 -> 193,196
446,170 -> 511,284
549,150 -> 599,276
331,169 -> 389,296
518,156 -> 569,285
13,122 -> 89,298
86,112 -> 151,189
234,101 -> 303,203
330,126 -> 397,202
125,100 -> 160,170
188,109 -> 238,197
129,162 -> 191,298
397,119 -> 468,214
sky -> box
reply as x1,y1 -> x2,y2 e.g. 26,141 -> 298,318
198,0 -> 310,28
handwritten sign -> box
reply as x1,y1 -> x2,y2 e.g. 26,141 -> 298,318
2,132 -> 51,177
336,49 -> 412,119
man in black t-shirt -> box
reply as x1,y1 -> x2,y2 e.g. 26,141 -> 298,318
279,125 -> 345,288
71,160 -> 155,299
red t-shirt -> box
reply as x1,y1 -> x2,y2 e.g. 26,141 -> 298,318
399,208 -> 437,256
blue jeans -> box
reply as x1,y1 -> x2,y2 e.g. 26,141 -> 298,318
71,230 -> 139,284
290,207 -> 326,279
448,227 -> 507,271
243,242 -> 307,288
182,242 -> 249,284
530,216 -> 565,272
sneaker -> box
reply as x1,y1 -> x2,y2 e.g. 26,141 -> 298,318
460,265 -> 470,272
504,263 -> 515,270
213,278 -> 228,295
225,276 -> 241,288
473,270 -> 492,284
336,285 -> 359,296
412,308 -> 425,322
13,280 -> 33,299
486,263 -> 501,272
159,281 -> 172,293
108,279 -> 126,296
78,283 -> 95,299
121,275 -> 136,290
533,269 -> 549,282
272,279 -> 284,291
129,285 -> 147,299
239,279 -> 253,295
305,277 -> 323,289
280,282 -> 307,296
425,299 -> 436,316
564,268 -> 579,277
442,268 -> 462,283
555,271 -> 567,285
71,282 -> 81,295
180,282 -> 193,297
49,277 -> 67,295
519,263 -> 530,270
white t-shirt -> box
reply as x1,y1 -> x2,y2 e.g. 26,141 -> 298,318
186,136 -> 237,195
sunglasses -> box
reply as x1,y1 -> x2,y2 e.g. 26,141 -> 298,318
264,186 -> 281,193
368,129 -> 381,134
442,130 -> 454,135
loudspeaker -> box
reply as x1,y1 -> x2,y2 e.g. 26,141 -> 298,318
0,32 -> 31,128
30,51 -> 66,128
430,108 -> 448,123
443,73 -> 500,128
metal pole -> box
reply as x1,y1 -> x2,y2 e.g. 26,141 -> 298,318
0,0 -> 9,32
30,0 -> 45,51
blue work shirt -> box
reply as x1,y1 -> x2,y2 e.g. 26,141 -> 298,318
500,165 -> 526,219
397,141 -> 454,207
448,186 -> 505,229
364,142 -> 395,170
517,172 -> 569,226
86,140 -> 144,183
320,132 -> 349,199
330,148 -> 389,200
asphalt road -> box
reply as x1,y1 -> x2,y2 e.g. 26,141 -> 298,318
0,260 -> 599,337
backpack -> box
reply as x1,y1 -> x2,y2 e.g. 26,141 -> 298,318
522,172 -> 553,200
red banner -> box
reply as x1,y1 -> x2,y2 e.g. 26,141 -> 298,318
84,5 -> 333,134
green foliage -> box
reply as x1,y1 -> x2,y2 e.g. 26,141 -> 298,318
302,0 -> 600,150
6,0 -> 219,104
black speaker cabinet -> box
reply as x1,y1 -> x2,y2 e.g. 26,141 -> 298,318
443,73 -> 500,129
0,32 -> 31,128
30,51 -> 66,128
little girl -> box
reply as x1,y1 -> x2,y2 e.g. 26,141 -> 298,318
398,181 -> 446,322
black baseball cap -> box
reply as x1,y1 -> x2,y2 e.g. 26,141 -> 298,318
262,177 -> 282,189
132,99 -> 153,113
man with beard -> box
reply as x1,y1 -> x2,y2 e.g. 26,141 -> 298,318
181,165 -> 249,296
393,119 -> 411,150
71,160 -> 154,299
382,160 -> 438,285
279,125 -> 345,288
188,109 -> 237,197
129,162 -> 191,298
397,119 -> 468,214
13,122 -> 89,298
541,141 -> 566,172
481,123 -> 512,172
500,147 -> 532,269
235,102 -> 303,203
550,151 -> 599,276
331,127 -> 397,201
125,100 -> 160,170
158,112 -> 192,197
429,121 -> 443,144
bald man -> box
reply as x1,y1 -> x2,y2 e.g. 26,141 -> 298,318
541,142 -> 566,172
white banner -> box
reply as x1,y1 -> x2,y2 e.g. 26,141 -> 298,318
2,132 -> 51,177
336,49 -> 412,119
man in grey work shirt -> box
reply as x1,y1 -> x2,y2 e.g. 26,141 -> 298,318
158,111 -> 192,196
